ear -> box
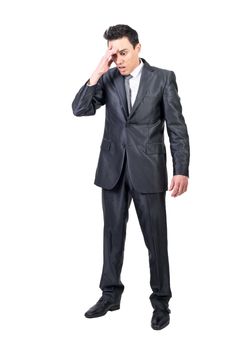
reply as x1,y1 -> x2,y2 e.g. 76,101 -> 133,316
136,43 -> 141,52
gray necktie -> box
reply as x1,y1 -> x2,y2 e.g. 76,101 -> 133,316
124,74 -> 133,114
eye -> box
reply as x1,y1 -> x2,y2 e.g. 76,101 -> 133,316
121,52 -> 127,56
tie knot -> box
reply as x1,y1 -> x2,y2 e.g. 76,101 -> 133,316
125,74 -> 132,81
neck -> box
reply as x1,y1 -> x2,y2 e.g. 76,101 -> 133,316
131,58 -> 141,72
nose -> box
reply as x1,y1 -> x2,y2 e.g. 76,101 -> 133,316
116,54 -> 124,66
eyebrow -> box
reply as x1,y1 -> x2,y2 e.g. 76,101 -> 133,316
119,49 -> 128,53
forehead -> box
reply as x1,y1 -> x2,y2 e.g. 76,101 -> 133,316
108,36 -> 133,51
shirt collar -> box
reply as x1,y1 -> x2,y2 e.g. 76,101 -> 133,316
130,58 -> 144,78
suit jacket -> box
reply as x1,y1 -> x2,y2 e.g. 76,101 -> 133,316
72,57 -> 190,193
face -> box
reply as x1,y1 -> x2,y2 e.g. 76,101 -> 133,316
108,36 -> 141,76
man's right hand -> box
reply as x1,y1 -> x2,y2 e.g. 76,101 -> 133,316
88,47 -> 117,86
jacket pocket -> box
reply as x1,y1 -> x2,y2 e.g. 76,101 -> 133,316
146,142 -> 166,154
100,139 -> 111,151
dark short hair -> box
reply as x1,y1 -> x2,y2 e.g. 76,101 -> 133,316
103,24 -> 139,48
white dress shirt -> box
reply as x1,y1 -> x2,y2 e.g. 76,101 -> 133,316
87,58 -> 144,107
129,58 -> 144,106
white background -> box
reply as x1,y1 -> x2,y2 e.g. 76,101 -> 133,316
1,0 -> 234,349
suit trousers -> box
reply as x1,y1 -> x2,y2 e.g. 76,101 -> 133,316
99,151 -> 172,310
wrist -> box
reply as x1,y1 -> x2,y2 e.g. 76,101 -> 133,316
89,72 -> 102,86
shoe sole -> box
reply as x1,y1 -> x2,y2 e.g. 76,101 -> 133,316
84,305 -> 120,318
151,320 -> 170,330
109,305 -> 120,311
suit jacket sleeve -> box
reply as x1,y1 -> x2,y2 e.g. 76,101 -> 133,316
72,75 -> 105,116
163,71 -> 190,177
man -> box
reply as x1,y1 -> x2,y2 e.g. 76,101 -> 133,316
72,24 -> 190,330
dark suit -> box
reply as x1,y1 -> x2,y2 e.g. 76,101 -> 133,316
72,58 -> 190,309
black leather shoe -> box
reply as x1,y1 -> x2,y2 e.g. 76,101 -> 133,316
151,307 -> 171,330
84,296 -> 120,318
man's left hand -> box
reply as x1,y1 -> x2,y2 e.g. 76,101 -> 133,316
169,175 -> 189,197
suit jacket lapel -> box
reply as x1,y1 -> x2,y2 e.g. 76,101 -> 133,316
129,61 -> 153,117
112,70 -> 129,119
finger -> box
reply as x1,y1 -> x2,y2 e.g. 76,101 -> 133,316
177,183 -> 184,196
180,182 -> 188,195
108,47 -> 116,54
105,49 -> 116,63
171,185 -> 179,197
105,47 -> 111,55
181,180 -> 188,193
104,47 -> 114,58
107,57 -> 113,67
169,178 -> 174,191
